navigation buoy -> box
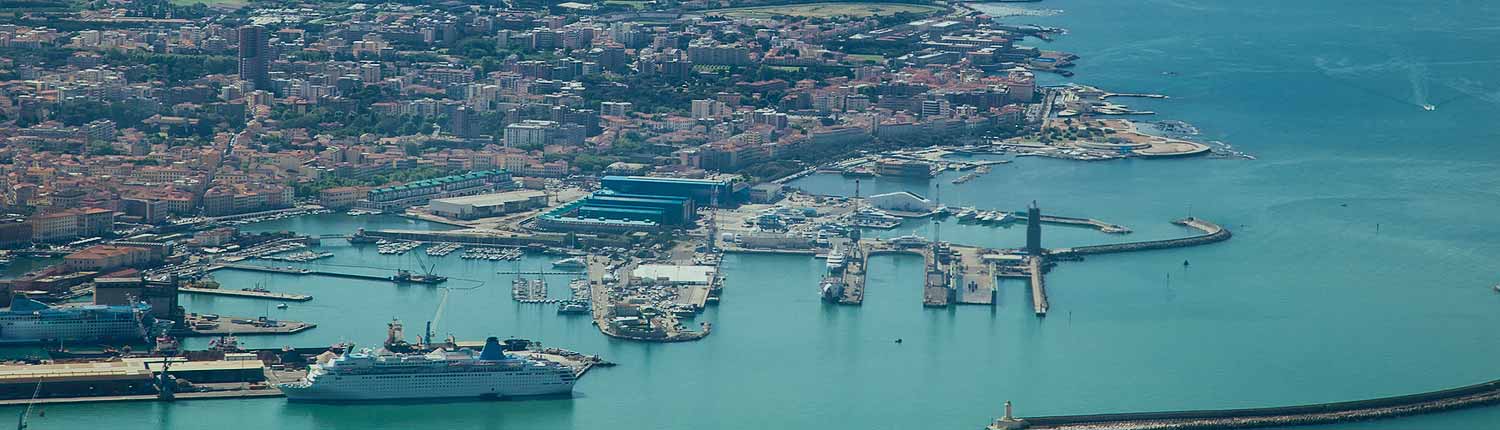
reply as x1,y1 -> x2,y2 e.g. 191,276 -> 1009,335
895,338 -> 903,344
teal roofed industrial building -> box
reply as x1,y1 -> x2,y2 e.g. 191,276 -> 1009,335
535,176 -> 743,234
369,170 -> 509,198
600,176 -> 740,207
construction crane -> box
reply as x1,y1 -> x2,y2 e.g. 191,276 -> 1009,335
424,287 -> 451,347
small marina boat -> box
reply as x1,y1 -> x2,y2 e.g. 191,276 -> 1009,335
552,257 -> 587,269
276,303 -> 289,309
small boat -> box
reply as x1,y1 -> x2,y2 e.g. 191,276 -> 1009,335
1421,104 -> 1436,111
1493,284 -> 1500,293
552,257 -> 587,269
276,303 -> 288,309
1183,260 -> 1190,267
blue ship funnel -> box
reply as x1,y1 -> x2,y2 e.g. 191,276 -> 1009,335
478,336 -> 504,360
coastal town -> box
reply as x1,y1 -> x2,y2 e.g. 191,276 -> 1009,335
4,1 -> 1482,430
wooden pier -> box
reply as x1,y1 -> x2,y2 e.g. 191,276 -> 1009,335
179,287 -> 312,301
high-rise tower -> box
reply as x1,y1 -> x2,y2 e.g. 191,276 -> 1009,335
238,25 -> 270,90
1025,202 -> 1042,255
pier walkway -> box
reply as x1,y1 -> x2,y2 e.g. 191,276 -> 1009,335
998,378 -> 1500,430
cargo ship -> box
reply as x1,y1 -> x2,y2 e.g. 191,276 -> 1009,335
275,336 -> 577,401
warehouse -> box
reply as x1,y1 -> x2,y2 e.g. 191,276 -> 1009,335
428,190 -> 550,219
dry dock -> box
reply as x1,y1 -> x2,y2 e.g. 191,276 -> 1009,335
179,287 -> 312,301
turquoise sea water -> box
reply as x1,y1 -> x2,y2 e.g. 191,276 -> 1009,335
8,0 -> 1500,428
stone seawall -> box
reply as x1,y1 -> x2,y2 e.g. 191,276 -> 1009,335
1052,218 -> 1229,257
1017,378 -> 1500,429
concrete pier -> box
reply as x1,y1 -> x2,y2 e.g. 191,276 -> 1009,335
921,248 -> 951,307
952,246 -> 997,305
212,263 -> 399,283
838,245 -> 866,304
178,315 -> 316,337
1029,257 -> 1048,316
179,287 -> 312,301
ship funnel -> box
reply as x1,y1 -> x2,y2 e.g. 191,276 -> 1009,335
479,336 -> 504,360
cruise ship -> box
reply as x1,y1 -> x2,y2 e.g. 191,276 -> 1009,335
276,337 -> 577,401
0,298 -> 151,344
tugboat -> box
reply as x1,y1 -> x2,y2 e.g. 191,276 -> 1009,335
208,334 -> 242,352
153,334 -> 181,356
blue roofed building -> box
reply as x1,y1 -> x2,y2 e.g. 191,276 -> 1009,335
600,176 -> 738,207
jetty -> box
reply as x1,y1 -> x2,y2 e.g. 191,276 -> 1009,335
952,246 -> 997,305
1028,257 -> 1048,316
1011,212 -> 1133,234
177,315 -> 316,337
178,287 -> 312,301
1051,217 -> 1229,257
838,244 -> 867,304
210,263 -> 403,283
992,378 -> 1500,430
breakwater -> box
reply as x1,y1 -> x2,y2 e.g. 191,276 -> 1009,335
1010,378 -> 1500,430
1051,218 -> 1229,257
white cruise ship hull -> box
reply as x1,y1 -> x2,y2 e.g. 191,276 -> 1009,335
277,369 -> 575,401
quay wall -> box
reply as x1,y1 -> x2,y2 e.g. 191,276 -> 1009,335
1023,378 -> 1500,429
1054,218 -> 1229,257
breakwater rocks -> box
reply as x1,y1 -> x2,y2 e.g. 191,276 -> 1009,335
1052,218 -> 1230,257
1012,378 -> 1500,430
